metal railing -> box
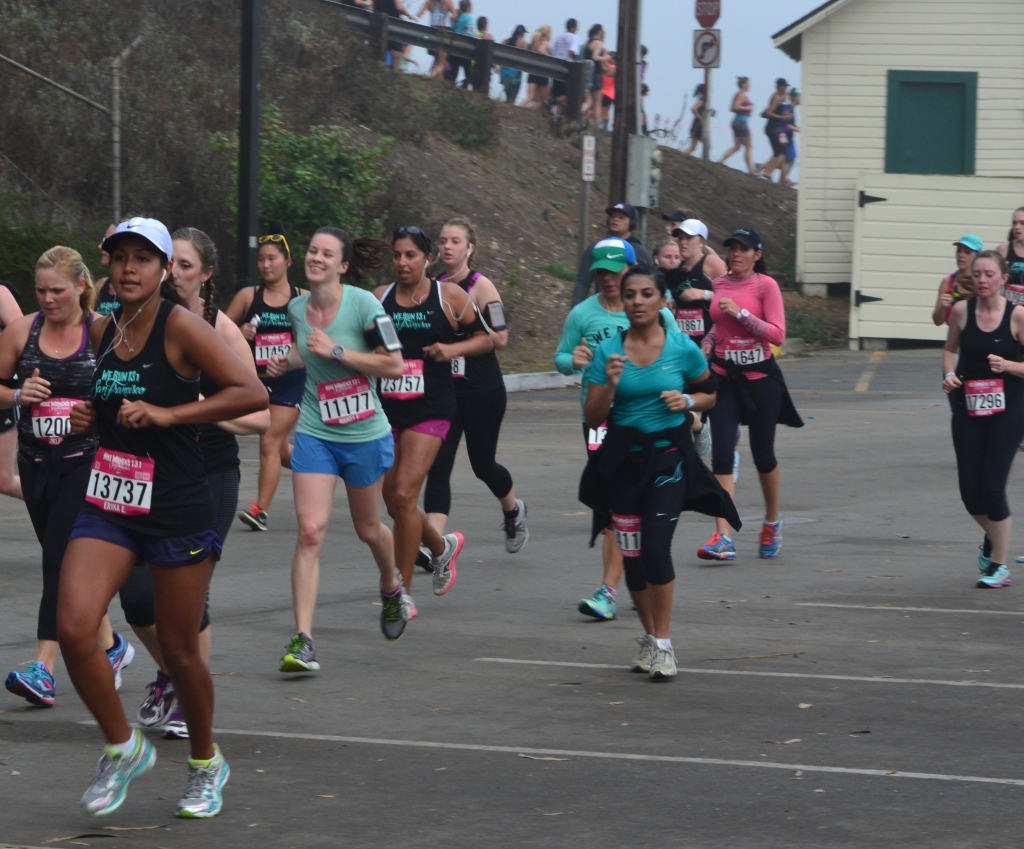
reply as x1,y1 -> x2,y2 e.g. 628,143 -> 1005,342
319,3 -> 589,119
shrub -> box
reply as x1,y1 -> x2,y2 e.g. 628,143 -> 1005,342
428,85 -> 499,151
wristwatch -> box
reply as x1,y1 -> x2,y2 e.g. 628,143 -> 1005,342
739,308 -> 751,319
331,344 -> 345,362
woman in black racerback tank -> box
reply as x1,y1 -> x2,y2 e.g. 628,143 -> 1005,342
943,250 -> 1024,590
375,226 -> 491,608
0,246 -> 123,709
225,225 -> 307,532
56,217 -> 267,819
423,218 -> 528,554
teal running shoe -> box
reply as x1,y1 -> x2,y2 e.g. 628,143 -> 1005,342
5,661 -> 56,707
578,584 -> 616,620
81,731 -> 156,816
977,563 -> 1012,589
177,744 -> 230,818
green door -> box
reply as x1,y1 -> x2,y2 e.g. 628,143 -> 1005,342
886,71 -> 976,175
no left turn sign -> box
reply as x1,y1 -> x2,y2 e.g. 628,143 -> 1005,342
692,29 -> 720,69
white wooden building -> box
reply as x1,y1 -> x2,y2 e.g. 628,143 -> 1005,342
773,0 -> 1024,348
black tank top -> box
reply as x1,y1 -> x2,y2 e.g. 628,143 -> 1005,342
438,271 -> 504,394
85,300 -> 213,536
95,279 -> 120,317
1006,242 -> 1024,288
16,313 -> 98,460
242,284 -> 301,375
670,256 -> 714,344
380,280 -> 456,427
956,299 -> 1024,410
196,308 -> 241,475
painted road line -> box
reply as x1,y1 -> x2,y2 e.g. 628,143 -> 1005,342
798,603 -> 1024,617
474,657 -> 1024,690
201,727 -> 1024,787
854,350 -> 886,393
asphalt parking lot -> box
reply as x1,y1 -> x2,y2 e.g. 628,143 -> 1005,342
2,347 -> 1022,849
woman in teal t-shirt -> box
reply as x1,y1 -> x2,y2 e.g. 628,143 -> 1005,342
585,263 -> 716,682
266,227 -> 406,670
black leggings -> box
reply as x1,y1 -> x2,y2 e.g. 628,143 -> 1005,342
18,453 -> 91,642
710,375 -> 783,476
117,467 -> 240,630
424,388 -> 513,515
609,449 -> 687,592
950,403 -> 1024,521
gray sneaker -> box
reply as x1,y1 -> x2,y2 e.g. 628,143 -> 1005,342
177,744 -> 230,819
432,532 -> 463,596
380,587 -> 408,641
279,633 -> 319,673
630,634 -> 655,673
693,425 -> 711,458
649,645 -> 678,681
81,731 -> 156,816
503,499 -> 529,553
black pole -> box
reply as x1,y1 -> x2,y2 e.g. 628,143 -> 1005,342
609,0 -> 638,206
237,0 -> 261,289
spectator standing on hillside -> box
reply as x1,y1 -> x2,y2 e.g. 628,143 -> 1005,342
781,89 -> 800,186
583,24 -> 608,126
374,0 -> 414,71
600,53 -> 616,130
759,78 -> 790,176
573,203 -> 653,306
521,25 -> 553,111
448,0 -> 475,88
476,16 -> 492,39
500,25 -> 528,104
551,19 -> 580,115
418,0 -> 456,79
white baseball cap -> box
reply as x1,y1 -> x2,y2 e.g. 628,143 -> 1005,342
672,218 -> 709,240
101,217 -> 174,261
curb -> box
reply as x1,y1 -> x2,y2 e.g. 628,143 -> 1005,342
504,372 -> 581,393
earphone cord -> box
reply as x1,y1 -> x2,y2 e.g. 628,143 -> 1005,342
96,284 -> 162,369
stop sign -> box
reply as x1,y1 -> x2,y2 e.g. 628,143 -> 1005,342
695,0 -> 720,28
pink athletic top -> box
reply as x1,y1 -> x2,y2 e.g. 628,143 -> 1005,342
705,273 -> 786,380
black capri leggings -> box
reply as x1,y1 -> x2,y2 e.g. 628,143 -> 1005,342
950,402 -> 1024,521
709,375 -> 783,476
609,449 -> 687,592
424,388 -> 514,516
18,454 -> 91,642
117,467 -> 240,630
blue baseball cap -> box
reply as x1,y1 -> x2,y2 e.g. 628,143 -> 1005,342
953,234 -> 983,253
102,217 -> 174,261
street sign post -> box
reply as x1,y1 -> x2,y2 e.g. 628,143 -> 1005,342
582,134 -> 596,182
695,0 -> 720,28
692,29 -> 720,69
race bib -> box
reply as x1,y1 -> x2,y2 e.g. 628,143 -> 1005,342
318,375 -> 376,426
380,359 -> 425,400
1005,284 -> 1024,306
676,308 -> 705,336
254,331 -> 292,367
723,338 -> 766,366
451,356 -> 467,378
86,449 -> 154,516
30,397 -> 77,446
611,513 -> 641,558
587,421 -> 608,452
964,378 -> 1005,417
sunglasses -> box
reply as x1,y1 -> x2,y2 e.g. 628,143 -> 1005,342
393,226 -> 426,239
258,233 -> 291,256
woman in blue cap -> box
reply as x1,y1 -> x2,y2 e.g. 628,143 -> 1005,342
932,235 -> 981,326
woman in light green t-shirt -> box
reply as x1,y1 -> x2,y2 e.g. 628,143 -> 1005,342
266,227 -> 407,669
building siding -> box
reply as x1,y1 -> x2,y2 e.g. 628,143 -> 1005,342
794,0 -> 1024,287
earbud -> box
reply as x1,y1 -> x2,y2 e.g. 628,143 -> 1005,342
160,270 -> 167,283
467,246 -> 474,257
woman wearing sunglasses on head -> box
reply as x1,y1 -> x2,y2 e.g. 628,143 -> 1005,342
375,226 -> 492,618
226,223 -> 308,533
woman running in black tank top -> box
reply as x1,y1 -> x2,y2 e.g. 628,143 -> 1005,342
423,219 -> 528,554
943,251 -> 1024,590
0,280 -> 24,500
375,226 -> 491,610
225,225 -> 307,532
56,218 -> 266,819
117,228 -> 269,739
0,247 -> 125,709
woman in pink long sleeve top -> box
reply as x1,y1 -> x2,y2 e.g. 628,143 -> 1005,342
698,227 -> 801,562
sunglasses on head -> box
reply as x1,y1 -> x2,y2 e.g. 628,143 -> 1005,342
258,233 -> 291,256
393,226 -> 425,239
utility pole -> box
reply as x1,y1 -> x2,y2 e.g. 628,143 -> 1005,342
237,0 -> 262,289
609,0 -> 640,207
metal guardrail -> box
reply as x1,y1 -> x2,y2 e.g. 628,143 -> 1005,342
319,2 -> 588,119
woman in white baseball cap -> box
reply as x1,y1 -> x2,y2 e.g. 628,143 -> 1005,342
56,217 -> 267,819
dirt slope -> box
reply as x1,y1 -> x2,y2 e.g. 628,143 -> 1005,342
385,98 -> 799,372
